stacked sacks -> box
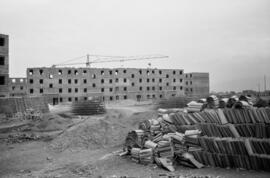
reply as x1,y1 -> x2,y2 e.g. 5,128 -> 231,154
140,148 -> 154,164
226,95 -> 239,108
184,130 -> 201,148
155,140 -> 174,158
126,130 -> 153,165
232,95 -> 253,109
174,130 -> 204,169
183,95 -> 256,111
123,111 -> 203,171
187,101 -> 204,113
130,148 -> 153,164
130,148 -> 141,163
219,98 -> 228,109
159,114 -> 177,134
170,132 -> 186,154
206,95 -> 219,109
198,98 -> 207,104
254,98 -> 269,108
239,95 -> 254,105
125,130 -> 148,150
233,100 -> 252,109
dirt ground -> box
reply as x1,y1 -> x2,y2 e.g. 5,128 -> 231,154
0,103 -> 270,178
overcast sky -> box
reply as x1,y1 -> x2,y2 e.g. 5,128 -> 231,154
1,0 -> 270,92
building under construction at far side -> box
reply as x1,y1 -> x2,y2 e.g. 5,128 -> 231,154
1,34 -> 209,104
10,67 -> 208,104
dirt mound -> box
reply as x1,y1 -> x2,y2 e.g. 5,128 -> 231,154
0,113 -> 72,134
0,113 -> 74,145
50,109 -> 156,152
31,113 -> 73,132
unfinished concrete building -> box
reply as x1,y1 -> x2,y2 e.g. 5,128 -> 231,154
27,67 -> 187,104
184,72 -> 209,98
0,33 -> 210,103
0,34 -> 9,97
9,78 -> 27,97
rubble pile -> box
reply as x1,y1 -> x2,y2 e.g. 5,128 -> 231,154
6,133 -> 40,144
123,107 -> 270,172
13,108 -> 42,121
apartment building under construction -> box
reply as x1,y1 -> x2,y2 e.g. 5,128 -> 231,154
2,34 -> 210,104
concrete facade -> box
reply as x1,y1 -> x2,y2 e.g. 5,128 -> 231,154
27,67 -> 186,104
184,72 -> 209,98
0,34 -> 9,97
9,78 -> 28,97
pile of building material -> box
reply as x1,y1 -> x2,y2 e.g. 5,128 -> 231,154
186,101 -> 204,113
123,111 -> 203,172
123,107 -> 270,172
184,95 -> 258,112
206,95 -> 219,109
177,107 -> 270,171
71,99 -> 106,115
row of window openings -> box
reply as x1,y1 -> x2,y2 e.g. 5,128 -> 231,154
12,86 -> 24,90
108,94 -> 163,101
29,78 -> 184,84
186,74 -> 193,78
30,85 -> 184,94
185,88 -> 193,92
63,95 -> 129,102
57,94 -> 165,103
29,69 -> 183,77
11,78 -> 25,83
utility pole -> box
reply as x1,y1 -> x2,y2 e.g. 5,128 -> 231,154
86,54 -> 90,67
264,75 -> 267,91
258,83 -> 261,97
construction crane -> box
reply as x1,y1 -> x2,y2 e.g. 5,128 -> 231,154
51,54 -> 169,68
